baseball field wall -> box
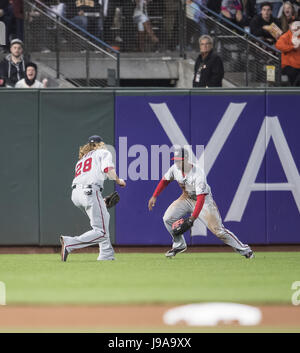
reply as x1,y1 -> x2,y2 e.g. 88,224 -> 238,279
0,88 -> 299,246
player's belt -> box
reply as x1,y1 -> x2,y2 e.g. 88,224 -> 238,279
72,184 -> 103,192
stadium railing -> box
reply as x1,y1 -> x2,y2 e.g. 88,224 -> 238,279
23,0 -> 120,87
185,1 -> 282,87
22,0 -> 282,87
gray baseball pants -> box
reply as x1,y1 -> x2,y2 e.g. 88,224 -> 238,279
63,186 -> 115,260
163,193 -> 251,253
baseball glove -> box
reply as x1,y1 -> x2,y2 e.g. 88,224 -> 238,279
172,217 -> 194,237
104,191 -> 120,208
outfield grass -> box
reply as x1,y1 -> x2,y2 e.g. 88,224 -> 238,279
0,252 -> 299,305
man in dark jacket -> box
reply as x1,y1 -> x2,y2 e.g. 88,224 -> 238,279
250,2 -> 282,45
0,0 -> 13,51
0,38 -> 27,86
193,34 -> 224,87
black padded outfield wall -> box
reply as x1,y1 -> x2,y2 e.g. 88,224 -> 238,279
0,89 -> 115,245
0,90 -> 39,245
0,88 -> 299,246
38,90 -> 115,245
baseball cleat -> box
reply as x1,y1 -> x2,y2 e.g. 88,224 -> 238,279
235,248 -> 255,259
60,235 -> 68,262
165,246 -> 187,258
244,250 -> 255,259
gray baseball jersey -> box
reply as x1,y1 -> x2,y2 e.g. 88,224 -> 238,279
163,164 -> 211,198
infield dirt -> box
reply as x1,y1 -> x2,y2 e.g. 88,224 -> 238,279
0,304 -> 299,332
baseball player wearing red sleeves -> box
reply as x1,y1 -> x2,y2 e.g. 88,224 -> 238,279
60,135 -> 126,262
148,147 -> 254,259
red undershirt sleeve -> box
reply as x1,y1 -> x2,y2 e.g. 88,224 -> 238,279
192,194 -> 206,219
104,167 -> 114,173
153,178 -> 171,197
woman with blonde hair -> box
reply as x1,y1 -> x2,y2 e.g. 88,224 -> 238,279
60,135 -> 126,262
279,1 -> 297,33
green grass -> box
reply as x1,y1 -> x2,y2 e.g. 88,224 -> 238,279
0,252 -> 299,305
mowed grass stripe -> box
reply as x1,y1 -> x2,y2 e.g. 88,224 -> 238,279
0,252 -> 299,305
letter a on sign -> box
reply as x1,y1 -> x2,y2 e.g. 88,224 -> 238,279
226,117 -> 300,222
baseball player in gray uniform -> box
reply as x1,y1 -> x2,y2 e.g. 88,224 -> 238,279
148,147 -> 254,259
60,135 -> 126,262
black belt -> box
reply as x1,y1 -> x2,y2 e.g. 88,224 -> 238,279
72,184 -> 103,192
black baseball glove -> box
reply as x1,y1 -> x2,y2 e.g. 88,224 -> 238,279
104,191 -> 120,208
172,217 -> 194,237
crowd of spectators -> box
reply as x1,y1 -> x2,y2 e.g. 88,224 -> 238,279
0,37 -> 48,87
0,0 -> 23,52
1,1 -> 299,50
0,0 -> 299,86
192,0 -> 300,86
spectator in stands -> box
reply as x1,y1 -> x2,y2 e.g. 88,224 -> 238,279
279,1 -> 297,32
250,2 -> 282,44
242,0 -> 257,24
12,0 -> 24,41
15,62 -> 48,88
281,0 -> 300,17
120,1 -> 136,51
256,0 -> 284,17
0,38 -> 27,86
276,20 -> 300,85
164,0 -> 179,51
0,0 -> 13,52
186,0 -> 208,50
65,0 -> 104,40
102,0 -> 122,44
192,34 -> 224,87
133,0 -> 159,51
221,0 -> 246,28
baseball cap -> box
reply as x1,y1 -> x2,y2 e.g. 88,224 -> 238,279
88,135 -> 103,143
10,38 -> 24,47
171,147 -> 189,160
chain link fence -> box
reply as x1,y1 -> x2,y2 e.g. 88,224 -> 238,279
22,0 -> 283,87
90,0 -> 183,54
24,0 -> 120,87
24,0 -> 185,56
184,1 -> 282,87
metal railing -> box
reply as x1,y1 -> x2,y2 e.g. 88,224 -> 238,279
184,1 -> 282,87
22,0 -> 284,87
23,0 -> 185,58
24,0 -> 120,87
101,0 -> 183,55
